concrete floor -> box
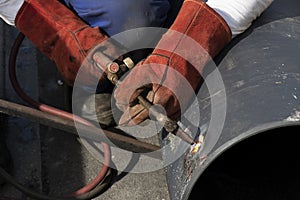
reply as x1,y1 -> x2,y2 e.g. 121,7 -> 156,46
0,21 -> 170,200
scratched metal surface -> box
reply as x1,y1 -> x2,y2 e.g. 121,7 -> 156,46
164,0 -> 300,199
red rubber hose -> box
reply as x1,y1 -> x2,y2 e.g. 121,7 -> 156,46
8,32 -> 111,196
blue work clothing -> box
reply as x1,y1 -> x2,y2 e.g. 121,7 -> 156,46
62,0 -> 170,36
61,0 -> 181,94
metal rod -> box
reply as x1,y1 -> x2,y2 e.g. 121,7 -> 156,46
137,96 -> 195,145
0,99 -> 161,157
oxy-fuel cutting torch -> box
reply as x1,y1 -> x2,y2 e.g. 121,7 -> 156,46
93,52 -> 202,154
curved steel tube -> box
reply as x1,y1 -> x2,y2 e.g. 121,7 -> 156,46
163,0 -> 300,199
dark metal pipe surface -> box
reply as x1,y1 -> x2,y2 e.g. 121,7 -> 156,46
163,0 -> 300,199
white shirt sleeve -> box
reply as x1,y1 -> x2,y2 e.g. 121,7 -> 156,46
0,0 -> 24,26
206,0 -> 274,37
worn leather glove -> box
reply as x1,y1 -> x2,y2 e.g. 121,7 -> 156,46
15,0 -> 125,87
114,0 -> 232,126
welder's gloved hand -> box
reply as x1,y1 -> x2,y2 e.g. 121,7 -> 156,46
114,0 -> 232,126
14,0 -> 125,87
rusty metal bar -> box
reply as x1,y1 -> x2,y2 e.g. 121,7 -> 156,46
0,99 -> 161,157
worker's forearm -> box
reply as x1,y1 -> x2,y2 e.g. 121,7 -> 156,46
207,0 -> 274,37
0,0 -> 24,25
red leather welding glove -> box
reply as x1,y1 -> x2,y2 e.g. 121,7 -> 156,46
15,0 -> 124,86
114,0 -> 232,126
